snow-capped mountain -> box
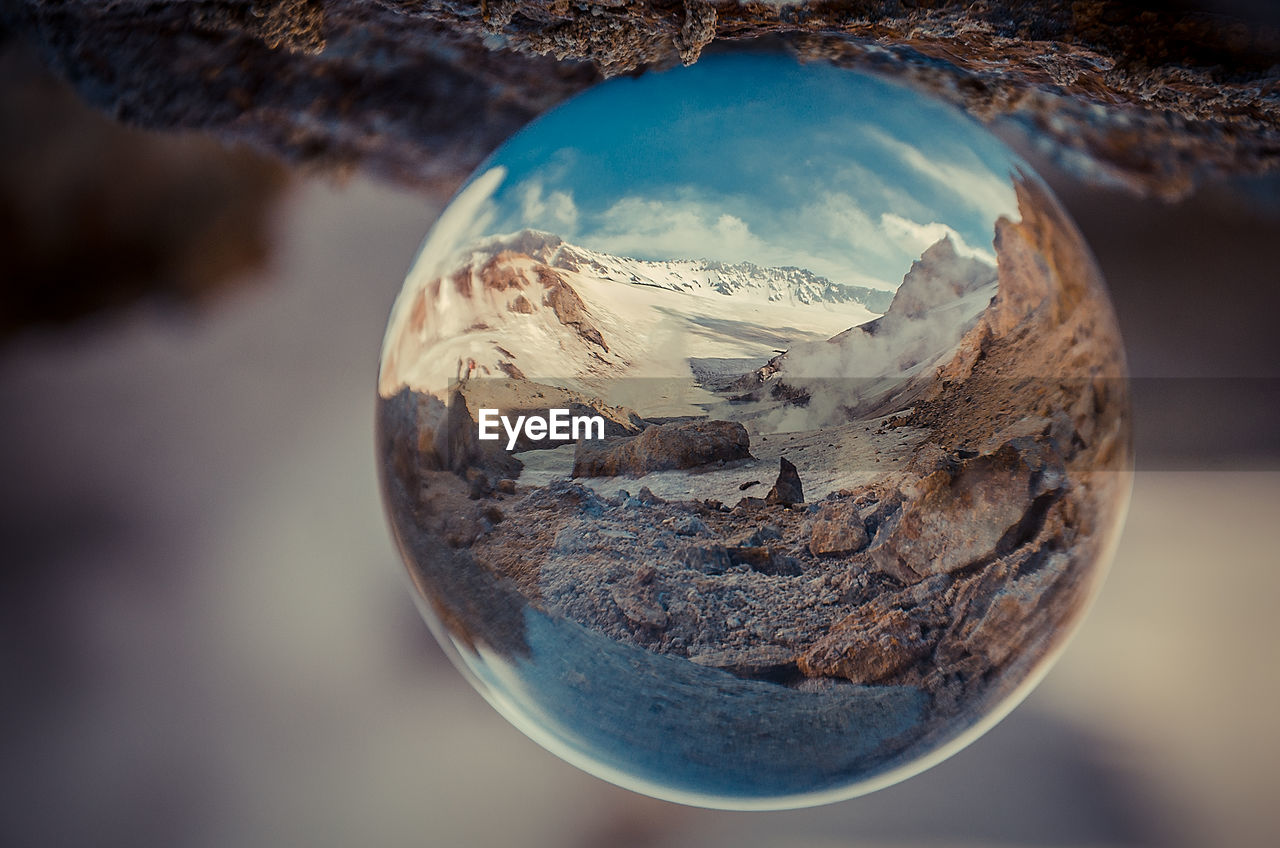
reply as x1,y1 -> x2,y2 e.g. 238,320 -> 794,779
473,230 -> 894,313
379,231 -> 882,401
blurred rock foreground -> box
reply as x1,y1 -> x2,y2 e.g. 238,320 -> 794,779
5,0 -> 1279,201
0,41 -> 289,337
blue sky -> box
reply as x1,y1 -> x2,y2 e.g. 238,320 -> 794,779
431,53 -> 1024,291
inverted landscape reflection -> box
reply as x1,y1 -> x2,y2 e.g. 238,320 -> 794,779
378,53 -> 1132,808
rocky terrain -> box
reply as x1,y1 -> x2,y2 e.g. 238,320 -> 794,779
377,169 -> 1131,760
6,2 -> 1276,203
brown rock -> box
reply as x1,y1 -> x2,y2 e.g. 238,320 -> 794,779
572,420 -> 750,478
867,439 -> 1065,584
496,360 -> 526,380
675,545 -> 727,578
689,646 -> 798,680
765,457 -> 804,505
677,543 -> 731,575
727,546 -> 802,576
18,0 -> 1277,207
799,575 -> 951,683
609,587 -> 667,629
799,607 -> 936,684
936,544 -> 1081,676
540,268 -> 608,351
808,502 -> 870,557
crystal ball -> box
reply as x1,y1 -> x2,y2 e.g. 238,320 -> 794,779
376,53 -> 1131,809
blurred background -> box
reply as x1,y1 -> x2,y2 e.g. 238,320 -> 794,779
1,33 -> 1278,848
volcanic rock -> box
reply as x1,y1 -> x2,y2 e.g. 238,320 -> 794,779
540,267 -> 609,351
677,543 -> 731,575
610,587 -> 668,629
670,516 -> 709,537
799,608 -> 936,684
947,551 -> 1075,669
727,546 -> 802,577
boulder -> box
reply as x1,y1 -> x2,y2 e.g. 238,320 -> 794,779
798,575 -> 951,683
670,516 -> 709,537
678,543 -> 732,575
808,502 -> 870,557
799,607 -> 937,683
573,420 -> 750,477
867,438 -> 1066,583
609,587 -> 667,629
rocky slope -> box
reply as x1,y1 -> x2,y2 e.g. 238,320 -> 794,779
729,235 -> 998,424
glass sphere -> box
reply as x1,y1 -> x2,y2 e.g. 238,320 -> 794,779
376,53 -> 1131,809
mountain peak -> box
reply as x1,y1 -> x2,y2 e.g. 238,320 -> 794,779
467,230 -> 895,314
887,236 -> 996,319
471,229 -> 565,261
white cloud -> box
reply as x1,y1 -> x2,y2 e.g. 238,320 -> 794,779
500,176 -> 1002,295
516,180 -> 579,237
581,192 -> 901,290
867,129 -> 1018,223
880,213 -> 996,265
787,191 -> 881,247
588,195 -> 772,266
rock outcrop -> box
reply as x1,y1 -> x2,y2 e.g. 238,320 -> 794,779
798,576 -> 951,684
866,438 -> 1066,584
0,43 -> 287,337
731,234 -> 998,424
6,1 -> 1276,203
539,266 -> 609,351
886,237 -> 997,320
764,457 -> 804,506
